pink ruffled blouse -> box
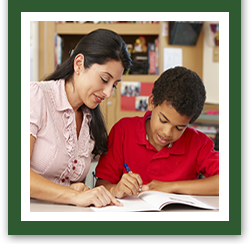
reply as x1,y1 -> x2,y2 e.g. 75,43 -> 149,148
30,79 -> 95,186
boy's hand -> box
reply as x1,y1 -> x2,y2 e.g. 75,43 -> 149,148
146,180 -> 173,193
111,173 -> 149,198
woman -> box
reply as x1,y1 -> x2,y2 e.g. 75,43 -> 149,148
30,29 -> 132,207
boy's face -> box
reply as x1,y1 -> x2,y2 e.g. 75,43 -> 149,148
146,95 -> 191,151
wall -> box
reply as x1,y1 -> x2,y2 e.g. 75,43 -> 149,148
30,21 -> 39,81
203,21 -> 219,104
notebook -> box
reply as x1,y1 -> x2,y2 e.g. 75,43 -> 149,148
90,191 -> 219,212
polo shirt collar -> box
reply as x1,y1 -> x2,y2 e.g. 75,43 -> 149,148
135,110 -> 185,155
135,110 -> 151,145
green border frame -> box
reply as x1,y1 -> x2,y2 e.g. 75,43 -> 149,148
8,0 -> 241,235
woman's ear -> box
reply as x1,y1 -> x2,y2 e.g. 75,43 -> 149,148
74,54 -> 84,74
148,94 -> 155,111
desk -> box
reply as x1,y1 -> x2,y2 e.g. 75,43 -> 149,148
30,196 -> 219,212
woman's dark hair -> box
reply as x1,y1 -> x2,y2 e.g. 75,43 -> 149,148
45,29 -> 132,156
152,66 -> 206,124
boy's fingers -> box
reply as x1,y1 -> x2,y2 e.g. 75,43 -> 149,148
120,173 -> 144,196
124,181 -> 137,196
127,173 -> 143,188
131,173 -> 143,185
124,173 -> 144,195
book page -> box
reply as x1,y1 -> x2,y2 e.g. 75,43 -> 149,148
138,191 -> 218,210
90,192 -> 218,212
90,195 -> 159,212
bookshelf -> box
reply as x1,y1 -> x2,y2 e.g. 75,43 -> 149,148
55,23 -> 160,35
39,21 -> 204,132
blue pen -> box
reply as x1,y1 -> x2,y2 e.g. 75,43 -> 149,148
124,163 -> 142,192
124,163 -> 132,173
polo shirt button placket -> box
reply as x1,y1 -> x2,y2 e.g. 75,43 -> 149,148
63,177 -> 69,184
73,159 -> 77,170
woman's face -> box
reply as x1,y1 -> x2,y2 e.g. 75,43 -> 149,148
75,59 -> 124,109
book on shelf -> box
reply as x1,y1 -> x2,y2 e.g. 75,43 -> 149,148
155,37 -> 159,75
148,42 -> 156,74
55,21 -> 159,24
148,38 -> 159,75
55,34 -> 63,68
55,30 -> 159,75
90,191 -> 218,212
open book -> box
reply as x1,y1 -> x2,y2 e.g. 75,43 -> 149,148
90,191 -> 219,212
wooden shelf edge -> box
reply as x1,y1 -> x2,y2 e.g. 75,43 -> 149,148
122,74 -> 159,82
55,23 -> 160,35
194,119 -> 219,125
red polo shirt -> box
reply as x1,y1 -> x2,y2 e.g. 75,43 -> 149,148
95,111 -> 219,184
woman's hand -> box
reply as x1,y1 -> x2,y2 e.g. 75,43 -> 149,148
69,182 -> 89,192
74,185 -> 123,208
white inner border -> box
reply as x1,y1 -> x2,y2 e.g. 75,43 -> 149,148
21,12 -> 229,221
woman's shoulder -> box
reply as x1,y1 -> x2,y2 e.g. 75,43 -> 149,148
30,80 -> 64,98
30,81 -> 55,107
30,81 -> 40,89
30,81 -> 45,99
30,80 -> 56,91
30,81 -> 50,94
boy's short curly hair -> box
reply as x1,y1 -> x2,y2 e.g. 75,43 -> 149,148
152,66 -> 206,124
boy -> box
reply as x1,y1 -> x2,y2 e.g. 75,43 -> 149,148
95,67 -> 219,198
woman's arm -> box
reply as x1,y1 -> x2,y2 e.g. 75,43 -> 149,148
30,134 -> 78,204
30,169 -> 78,204
30,135 -> 122,207
146,175 -> 219,196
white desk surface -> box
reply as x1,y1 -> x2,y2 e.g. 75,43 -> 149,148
30,195 -> 219,212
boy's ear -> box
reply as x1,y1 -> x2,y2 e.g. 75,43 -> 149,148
148,94 -> 155,111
